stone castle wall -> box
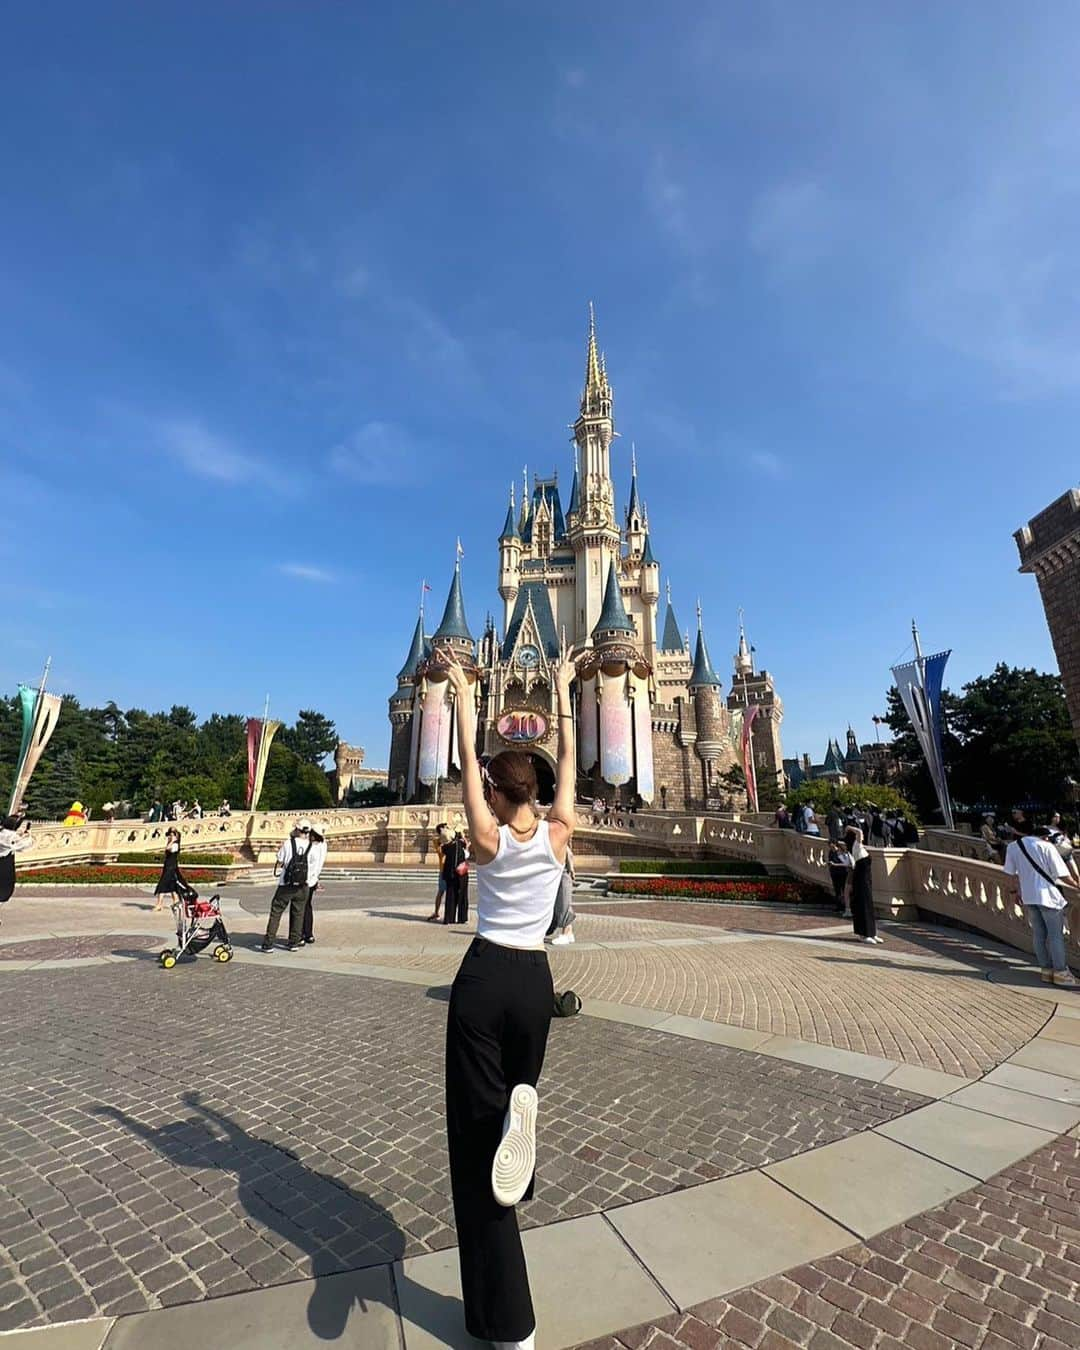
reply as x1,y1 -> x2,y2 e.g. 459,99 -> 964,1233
1016,488 -> 1080,748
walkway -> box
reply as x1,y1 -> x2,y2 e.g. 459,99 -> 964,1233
0,885 -> 1075,1348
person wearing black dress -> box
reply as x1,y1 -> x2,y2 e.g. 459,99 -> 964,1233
154,828 -> 184,912
442,831 -> 469,925
845,827 -> 882,944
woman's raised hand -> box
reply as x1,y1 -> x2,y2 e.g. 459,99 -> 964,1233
555,633 -> 578,695
445,658 -> 471,700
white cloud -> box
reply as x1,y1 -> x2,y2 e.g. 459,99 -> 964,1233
159,418 -> 263,483
647,152 -> 693,254
277,563 -> 338,583
749,450 -> 786,480
562,68 -> 585,88
748,179 -> 841,273
328,420 -> 424,484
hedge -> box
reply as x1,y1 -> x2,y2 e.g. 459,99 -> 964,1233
618,859 -> 766,876
610,877 -> 825,904
18,866 -> 224,886
120,851 -> 236,866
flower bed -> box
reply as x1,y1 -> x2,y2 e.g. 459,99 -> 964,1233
618,859 -> 766,876
121,851 -> 236,866
17,866 -> 225,886
610,877 -> 825,904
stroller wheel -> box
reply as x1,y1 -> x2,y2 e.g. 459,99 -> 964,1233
213,945 -> 233,963
160,950 -> 177,969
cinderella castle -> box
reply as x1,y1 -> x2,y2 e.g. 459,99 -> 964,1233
387,309 -> 784,811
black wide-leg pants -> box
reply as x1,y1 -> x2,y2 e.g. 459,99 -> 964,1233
445,938 -> 553,1343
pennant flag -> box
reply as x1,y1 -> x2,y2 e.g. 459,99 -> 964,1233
891,650 -> 954,830
246,717 -> 283,810
741,705 -> 760,813
9,684 -> 63,814
456,538 -> 465,560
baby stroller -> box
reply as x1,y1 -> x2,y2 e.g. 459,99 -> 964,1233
159,883 -> 233,969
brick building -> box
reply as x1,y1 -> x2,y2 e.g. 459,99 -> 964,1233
1015,487 -> 1080,748
387,309 -> 784,810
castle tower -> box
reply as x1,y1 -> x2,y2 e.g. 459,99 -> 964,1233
413,564 -> 476,799
387,607 -> 427,800
689,606 -> 726,800
625,446 -> 647,559
568,305 -> 620,642
1016,488 -> 1080,750
498,484 -> 521,633
727,615 -> 785,793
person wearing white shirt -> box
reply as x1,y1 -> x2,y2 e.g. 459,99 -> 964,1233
0,813 -> 33,908
260,819 -> 317,952
1003,827 -> 1078,986
300,827 -> 328,945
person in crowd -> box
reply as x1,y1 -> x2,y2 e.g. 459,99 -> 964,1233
218,798 -> 231,817
153,828 -> 185,913
260,818 -> 316,953
0,811 -> 33,910
591,796 -> 604,827
827,837 -> 852,916
547,845 -> 576,945
188,799 -> 203,819
63,801 -> 87,827
442,829 -> 470,926
979,812 -> 1000,860
868,806 -> 886,847
776,804 -> 793,830
802,804 -> 821,837
428,822 -> 450,922
793,802 -> 806,833
442,648 -> 575,1350
300,826 -> 328,945
825,803 -> 844,843
1045,812 -> 1080,883
1003,823 -> 1078,987
882,812 -> 898,847
148,798 -> 163,823
845,826 -> 882,944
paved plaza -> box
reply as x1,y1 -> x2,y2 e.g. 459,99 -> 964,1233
0,882 -> 1077,1348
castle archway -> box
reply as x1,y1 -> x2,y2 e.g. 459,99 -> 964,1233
529,753 -> 556,806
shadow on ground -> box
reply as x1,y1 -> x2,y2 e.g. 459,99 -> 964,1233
95,1093 -> 464,1342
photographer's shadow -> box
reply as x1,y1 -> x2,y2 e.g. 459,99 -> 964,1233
94,1093 -> 468,1343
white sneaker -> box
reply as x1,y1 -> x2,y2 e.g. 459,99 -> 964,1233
492,1084 -> 537,1207
870,936 -> 884,944
550,932 -> 575,945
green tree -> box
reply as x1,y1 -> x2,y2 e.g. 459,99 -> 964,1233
786,780 -> 918,822
282,710 -> 338,766
348,782 -> 396,806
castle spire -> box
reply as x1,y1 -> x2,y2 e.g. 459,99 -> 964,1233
566,447 -> 580,518
519,465 -> 530,532
689,603 -> 722,689
734,608 -> 753,677
583,301 -> 603,406
396,609 -> 427,682
592,561 -> 635,639
627,443 -> 641,521
432,562 -> 473,643
500,483 -> 520,541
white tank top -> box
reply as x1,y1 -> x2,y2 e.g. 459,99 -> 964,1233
476,820 -> 564,950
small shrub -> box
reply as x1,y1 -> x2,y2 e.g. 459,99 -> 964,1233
121,851 -> 236,865
610,877 -> 826,904
618,859 -> 766,876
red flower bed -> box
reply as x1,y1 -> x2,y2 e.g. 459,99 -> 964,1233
18,866 -> 223,886
610,877 -> 820,904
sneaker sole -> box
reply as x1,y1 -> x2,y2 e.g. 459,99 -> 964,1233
492,1084 -> 537,1208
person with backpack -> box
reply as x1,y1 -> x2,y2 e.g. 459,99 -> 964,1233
260,819 -> 316,953
442,829 -> 470,925
300,826 -> 328,945
1003,824 -> 1079,987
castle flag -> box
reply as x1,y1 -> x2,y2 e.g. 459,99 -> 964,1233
8,679 -> 62,814
891,647 -> 954,830
741,705 -> 760,813
246,716 -> 283,811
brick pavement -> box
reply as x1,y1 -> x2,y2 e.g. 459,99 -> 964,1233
573,1132 -> 1080,1350
0,963 -> 925,1330
380,934 -> 1050,1077
0,935 -> 160,961
575,902 -> 841,934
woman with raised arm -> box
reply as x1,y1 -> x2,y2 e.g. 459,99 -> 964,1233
443,649 -> 576,1350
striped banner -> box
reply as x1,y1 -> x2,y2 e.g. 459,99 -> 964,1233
9,684 -> 63,814
246,718 -> 283,810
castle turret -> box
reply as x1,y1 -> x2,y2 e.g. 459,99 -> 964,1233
498,483 -> 521,632
388,607 -> 428,799
689,606 -> 725,777
727,615 -> 785,795
414,562 -> 476,796
625,446 -> 647,559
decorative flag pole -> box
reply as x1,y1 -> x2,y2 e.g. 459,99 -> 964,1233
8,657 -> 62,815
246,694 -> 282,812
890,620 -> 955,830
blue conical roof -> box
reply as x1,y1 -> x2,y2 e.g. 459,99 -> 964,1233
641,532 -> 656,565
396,612 -> 427,682
566,464 -> 580,518
592,561 -> 635,638
822,739 -> 844,773
689,628 -> 722,689
627,469 -> 641,522
500,496 -> 519,542
432,567 -> 473,642
661,599 -> 682,652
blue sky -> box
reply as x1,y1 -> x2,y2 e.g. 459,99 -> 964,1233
2,2 -> 1078,768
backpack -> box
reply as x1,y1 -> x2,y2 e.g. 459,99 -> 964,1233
553,990 -> 582,1018
284,837 -> 310,887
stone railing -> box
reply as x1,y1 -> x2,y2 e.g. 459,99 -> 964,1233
919,827 -> 997,862
17,806 -> 1077,962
